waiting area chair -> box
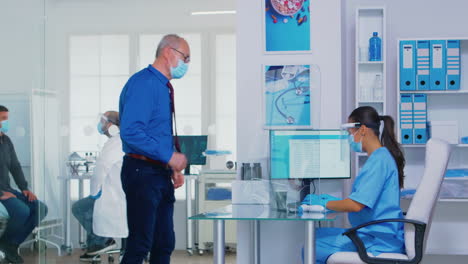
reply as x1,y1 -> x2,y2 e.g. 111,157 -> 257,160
327,138 -> 452,264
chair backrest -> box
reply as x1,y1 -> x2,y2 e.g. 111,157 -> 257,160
404,138 -> 452,259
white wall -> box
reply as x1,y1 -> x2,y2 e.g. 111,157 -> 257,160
0,0 -> 45,94
236,0 -> 345,263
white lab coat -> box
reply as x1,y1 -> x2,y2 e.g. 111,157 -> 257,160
91,134 -> 128,238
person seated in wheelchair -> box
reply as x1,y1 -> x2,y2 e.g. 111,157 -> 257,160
0,105 -> 48,264
301,106 -> 406,264
72,111 -> 128,262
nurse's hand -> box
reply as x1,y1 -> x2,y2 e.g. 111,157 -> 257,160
171,171 -> 184,189
318,194 -> 340,208
169,152 -> 187,172
301,194 -> 321,205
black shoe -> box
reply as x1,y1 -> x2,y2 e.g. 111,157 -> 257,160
87,239 -> 118,255
80,253 -> 101,262
1,243 -> 23,264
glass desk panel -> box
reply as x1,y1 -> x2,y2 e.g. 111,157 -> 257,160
189,204 -> 339,221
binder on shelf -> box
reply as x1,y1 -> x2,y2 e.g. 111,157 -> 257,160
400,41 -> 417,91
447,40 -> 461,90
429,40 -> 447,90
413,94 -> 428,144
416,40 -> 430,90
400,94 -> 414,144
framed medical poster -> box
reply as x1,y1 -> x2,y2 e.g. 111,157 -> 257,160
263,0 -> 312,53
263,64 -> 321,129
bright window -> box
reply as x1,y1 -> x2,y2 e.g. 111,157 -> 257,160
69,35 -> 129,152
215,34 -> 237,159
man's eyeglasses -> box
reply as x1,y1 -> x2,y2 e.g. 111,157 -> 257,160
171,48 -> 190,63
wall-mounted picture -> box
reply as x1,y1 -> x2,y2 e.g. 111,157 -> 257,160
264,65 -> 313,128
264,0 -> 311,53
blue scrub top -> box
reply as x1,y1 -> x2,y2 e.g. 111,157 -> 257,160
348,147 -> 405,255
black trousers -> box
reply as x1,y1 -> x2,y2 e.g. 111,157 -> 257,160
120,156 -> 175,264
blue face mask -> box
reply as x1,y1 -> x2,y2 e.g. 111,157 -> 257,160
348,132 -> 364,153
97,122 -> 105,135
170,59 -> 189,79
0,120 -> 9,133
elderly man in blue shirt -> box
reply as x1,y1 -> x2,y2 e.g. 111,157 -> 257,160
119,34 -> 189,264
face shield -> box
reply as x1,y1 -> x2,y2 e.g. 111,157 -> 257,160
341,121 -> 383,144
340,122 -> 361,136
97,114 -> 110,135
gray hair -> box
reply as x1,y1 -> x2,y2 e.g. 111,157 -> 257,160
155,34 -> 183,58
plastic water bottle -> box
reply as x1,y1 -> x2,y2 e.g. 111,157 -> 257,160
369,32 -> 382,61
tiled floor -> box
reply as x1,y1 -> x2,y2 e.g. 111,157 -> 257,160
21,249 -> 236,264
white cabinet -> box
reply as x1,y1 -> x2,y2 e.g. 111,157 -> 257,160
196,170 -> 236,253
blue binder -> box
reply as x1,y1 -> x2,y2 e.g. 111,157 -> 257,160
429,40 -> 447,90
413,94 -> 428,144
416,40 -> 430,90
400,41 -> 417,91
400,94 -> 414,144
447,40 -> 461,90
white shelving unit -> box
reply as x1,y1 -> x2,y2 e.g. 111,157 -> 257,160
354,7 -> 386,175
397,37 -> 468,256
396,37 -> 468,188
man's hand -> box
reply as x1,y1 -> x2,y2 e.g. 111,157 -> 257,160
0,191 -> 17,200
22,190 -> 37,202
168,152 -> 187,172
171,171 -> 185,189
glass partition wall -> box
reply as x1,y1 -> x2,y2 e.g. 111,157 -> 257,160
0,1 -> 58,263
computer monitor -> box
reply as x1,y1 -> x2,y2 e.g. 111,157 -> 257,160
178,135 -> 208,175
270,130 -> 350,179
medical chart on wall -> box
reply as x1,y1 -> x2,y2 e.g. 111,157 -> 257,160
264,64 -> 320,128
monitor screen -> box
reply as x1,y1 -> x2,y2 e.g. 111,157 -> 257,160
270,130 -> 350,179
178,135 -> 208,166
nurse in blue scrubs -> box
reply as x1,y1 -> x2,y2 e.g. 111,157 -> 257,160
305,106 -> 406,264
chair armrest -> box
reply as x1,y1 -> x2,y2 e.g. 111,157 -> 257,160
342,218 -> 426,264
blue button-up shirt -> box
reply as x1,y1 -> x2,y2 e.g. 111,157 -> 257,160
119,65 -> 174,163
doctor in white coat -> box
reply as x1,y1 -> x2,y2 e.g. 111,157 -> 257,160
72,111 -> 127,262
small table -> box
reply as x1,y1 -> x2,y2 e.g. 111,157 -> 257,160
58,174 -> 93,254
190,204 -> 339,264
